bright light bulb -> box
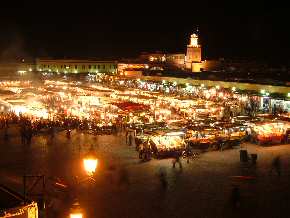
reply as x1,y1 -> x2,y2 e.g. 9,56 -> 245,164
70,213 -> 83,218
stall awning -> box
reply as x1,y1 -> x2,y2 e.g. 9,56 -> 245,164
112,102 -> 150,112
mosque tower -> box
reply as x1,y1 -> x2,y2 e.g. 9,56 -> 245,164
185,29 -> 202,69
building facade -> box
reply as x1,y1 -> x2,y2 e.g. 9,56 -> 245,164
117,62 -> 148,77
166,53 -> 185,68
36,59 -> 118,74
139,52 -> 166,62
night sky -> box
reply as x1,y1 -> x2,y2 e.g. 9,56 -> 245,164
0,3 -> 289,64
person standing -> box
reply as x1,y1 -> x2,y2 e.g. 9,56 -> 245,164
230,185 -> 240,209
138,143 -> 144,159
66,129 -> 71,139
26,127 -> 33,145
3,126 -> 8,140
128,133 -> 133,146
125,130 -> 129,145
20,125 -> 26,145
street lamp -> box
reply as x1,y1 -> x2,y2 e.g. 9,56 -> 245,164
83,147 -> 98,177
83,157 -> 98,176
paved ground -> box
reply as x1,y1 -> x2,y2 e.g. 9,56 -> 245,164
1,125 -> 290,218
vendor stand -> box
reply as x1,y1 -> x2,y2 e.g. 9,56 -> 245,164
252,121 -> 290,145
136,130 -> 186,160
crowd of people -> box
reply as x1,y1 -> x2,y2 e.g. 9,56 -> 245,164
0,111 -> 130,145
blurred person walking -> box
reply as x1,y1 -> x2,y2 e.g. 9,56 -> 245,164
270,155 -> 281,177
158,167 -> 168,192
172,154 -> 182,169
118,167 -> 130,188
128,133 -> 133,146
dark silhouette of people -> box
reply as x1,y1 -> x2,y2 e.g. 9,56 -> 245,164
172,154 -> 182,169
125,130 -> 129,144
118,168 -> 130,188
230,185 -> 240,209
158,168 -> 168,191
3,127 -> 8,140
128,134 -> 133,146
270,156 -> 281,176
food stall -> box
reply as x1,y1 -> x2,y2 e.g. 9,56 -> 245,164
186,121 -> 247,150
148,130 -> 186,158
252,122 -> 290,145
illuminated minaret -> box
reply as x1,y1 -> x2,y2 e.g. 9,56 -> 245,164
185,30 -> 202,69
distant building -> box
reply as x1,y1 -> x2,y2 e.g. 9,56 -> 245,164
136,32 -> 218,73
166,53 -> 185,68
0,62 -> 35,74
117,62 -> 149,77
36,58 -> 118,74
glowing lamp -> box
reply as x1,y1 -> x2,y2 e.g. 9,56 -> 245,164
83,149 -> 98,176
70,202 -> 83,218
